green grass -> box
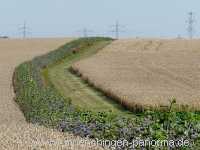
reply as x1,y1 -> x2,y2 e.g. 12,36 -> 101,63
43,40 -> 132,115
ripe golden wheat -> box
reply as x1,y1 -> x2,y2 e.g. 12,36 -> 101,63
72,39 -> 200,111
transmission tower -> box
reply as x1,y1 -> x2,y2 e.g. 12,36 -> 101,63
110,20 -> 125,39
83,28 -> 89,37
19,21 -> 31,39
77,28 -> 93,38
187,12 -> 195,39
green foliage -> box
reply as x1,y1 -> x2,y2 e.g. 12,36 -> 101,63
13,37 -> 200,150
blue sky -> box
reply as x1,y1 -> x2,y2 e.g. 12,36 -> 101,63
0,0 -> 199,38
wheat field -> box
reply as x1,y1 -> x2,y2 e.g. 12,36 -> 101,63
72,39 -> 200,111
0,38 -> 102,150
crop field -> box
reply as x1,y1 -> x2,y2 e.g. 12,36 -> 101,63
12,38 -> 200,149
0,38 -> 72,125
0,38 -> 104,149
46,39 -> 131,115
72,39 -> 200,111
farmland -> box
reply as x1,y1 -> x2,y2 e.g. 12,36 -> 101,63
72,39 -> 200,111
46,39 -> 131,115
13,37 -> 200,149
0,38 -> 104,149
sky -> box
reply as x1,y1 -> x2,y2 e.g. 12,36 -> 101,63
0,0 -> 200,38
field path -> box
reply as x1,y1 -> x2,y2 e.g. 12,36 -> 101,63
0,38 -> 101,150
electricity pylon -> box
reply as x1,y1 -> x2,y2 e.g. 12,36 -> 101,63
187,12 -> 195,39
110,20 -> 125,39
19,21 -> 31,39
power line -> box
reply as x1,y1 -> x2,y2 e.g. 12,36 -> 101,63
110,20 -> 125,39
18,21 -> 31,39
114,21 -> 119,39
77,28 -> 93,38
83,28 -> 89,37
187,12 -> 195,39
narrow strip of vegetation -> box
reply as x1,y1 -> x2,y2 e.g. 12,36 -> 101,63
44,38 -> 132,115
13,37 -> 200,149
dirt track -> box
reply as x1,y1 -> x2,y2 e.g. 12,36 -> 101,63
72,39 -> 200,111
0,38 -> 102,150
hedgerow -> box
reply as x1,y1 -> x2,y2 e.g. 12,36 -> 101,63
13,37 -> 200,149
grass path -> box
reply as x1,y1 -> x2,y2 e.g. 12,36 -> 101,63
46,40 -> 132,115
